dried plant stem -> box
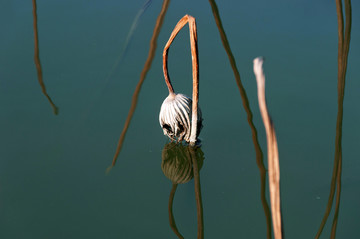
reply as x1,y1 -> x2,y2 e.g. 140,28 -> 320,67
162,15 -> 199,145
110,0 -> 170,168
254,58 -> 282,239
32,0 -> 58,115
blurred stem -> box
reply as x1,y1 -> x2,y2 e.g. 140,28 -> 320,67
168,184 -> 184,239
315,0 -> 351,238
188,146 -> 204,239
208,1 -> 271,237
32,0 -> 58,115
110,0 -> 170,168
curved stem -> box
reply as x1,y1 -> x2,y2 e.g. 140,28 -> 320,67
168,184 -> 184,239
162,15 -> 199,145
162,16 -> 187,94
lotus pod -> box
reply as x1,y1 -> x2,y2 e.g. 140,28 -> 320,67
159,93 -> 202,142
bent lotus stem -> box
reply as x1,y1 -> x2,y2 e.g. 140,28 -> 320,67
162,15 -> 200,145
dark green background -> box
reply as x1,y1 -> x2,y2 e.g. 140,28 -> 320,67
1,0 -> 359,238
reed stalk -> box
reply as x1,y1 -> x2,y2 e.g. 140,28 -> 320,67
32,0 -> 58,115
254,57 -> 282,239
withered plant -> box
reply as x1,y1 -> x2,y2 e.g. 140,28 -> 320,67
159,15 -> 203,145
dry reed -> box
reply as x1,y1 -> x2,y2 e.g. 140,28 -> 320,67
253,57 -> 282,239
32,0 -> 58,115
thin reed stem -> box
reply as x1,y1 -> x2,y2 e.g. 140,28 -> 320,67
254,58 -> 282,239
32,0 -> 58,115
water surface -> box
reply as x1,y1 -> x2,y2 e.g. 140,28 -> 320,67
1,0 -> 359,238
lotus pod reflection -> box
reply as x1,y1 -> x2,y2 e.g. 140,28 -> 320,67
161,142 -> 204,184
159,93 -> 202,142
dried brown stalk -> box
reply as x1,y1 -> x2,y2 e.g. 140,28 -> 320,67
253,57 -> 282,239
32,0 -> 58,115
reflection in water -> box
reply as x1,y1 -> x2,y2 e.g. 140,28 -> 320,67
32,0 -> 58,115
315,0 -> 351,238
105,0 -> 153,83
168,184 -> 184,239
162,143 -> 204,238
110,0 -> 170,168
208,1 -> 272,238
162,142 -> 204,184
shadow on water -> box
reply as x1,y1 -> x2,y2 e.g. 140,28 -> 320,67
104,0 -> 153,89
109,0 -> 170,169
32,0 -> 58,115
315,0 -> 351,238
162,142 -> 205,239
208,0 -> 272,238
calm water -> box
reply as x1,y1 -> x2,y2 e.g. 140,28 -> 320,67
1,0 -> 359,238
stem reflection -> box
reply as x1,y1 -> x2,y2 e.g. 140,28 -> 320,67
315,0 -> 351,238
208,1 -> 271,238
162,142 -> 204,239
32,0 -> 58,115
110,0 -> 170,169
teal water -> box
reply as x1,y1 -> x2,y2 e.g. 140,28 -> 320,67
1,0 -> 359,238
